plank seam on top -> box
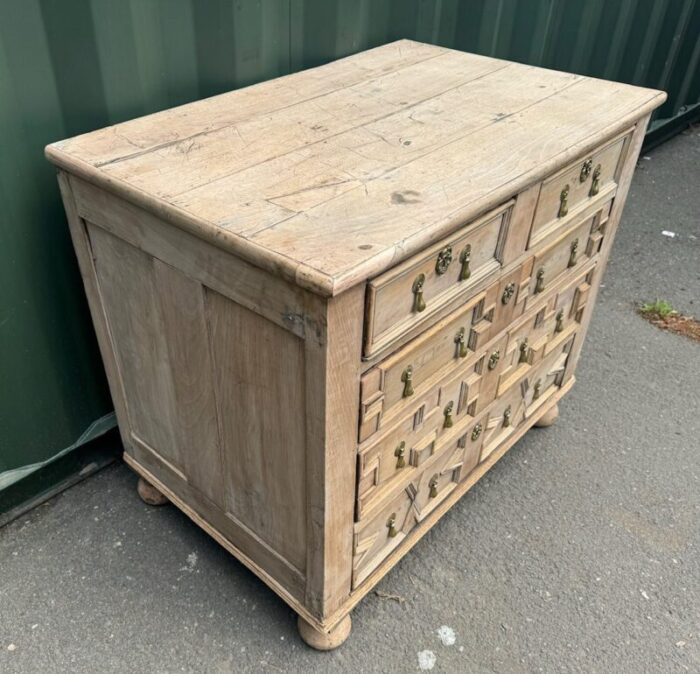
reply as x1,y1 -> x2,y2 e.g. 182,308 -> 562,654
167,61 -> 515,202
88,46 -> 451,169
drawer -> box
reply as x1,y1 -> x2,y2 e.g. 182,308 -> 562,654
529,130 -> 630,247
352,421 -> 481,588
357,390 -> 487,520
497,262 -> 597,397
364,201 -> 513,358
359,324 -> 509,443
524,199 -> 610,310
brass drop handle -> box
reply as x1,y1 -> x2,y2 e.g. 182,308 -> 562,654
558,184 -> 569,218
435,246 -> 453,275
519,338 -> 530,364
589,164 -> 601,196
412,274 -> 426,313
555,309 -> 564,333
535,268 -> 545,294
443,401 -> 454,428
502,282 -> 516,305
580,158 -> 593,182
401,365 -> 414,398
503,405 -> 512,428
454,327 -> 468,359
428,475 -> 439,499
394,441 -> 406,469
459,244 -> 472,281
568,238 -> 579,268
471,422 -> 483,441
487,350 -> 501,370
533,379 -> 542,400
387,514 -> 398,538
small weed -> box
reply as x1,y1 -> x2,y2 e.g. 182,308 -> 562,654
639,299 -> 677,319
638,299 -> 700,344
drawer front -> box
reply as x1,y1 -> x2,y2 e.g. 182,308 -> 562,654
359,263 -> 530,442
352,423 -> 481,588
529,130 -> 630,247
359,327 -> 508,444
524,199 -> 610,310
364,201 -> 513,358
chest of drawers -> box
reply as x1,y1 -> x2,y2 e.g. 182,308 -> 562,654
46,40 -> 665,650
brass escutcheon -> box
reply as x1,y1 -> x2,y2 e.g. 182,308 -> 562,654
435,246 -> 453,275
471,422 -> 483,441
428,475 -> 439,499
535,268 -> 546,294
502,282 -> 516,305
387,514 -> 398,538
459,244 -> 472,281
555,309 -> 564,333
580,158 -> 593,182
412,274 -> 426,313
401,365 -> 414,398
443,401 -> 454,428
487,350 -> 501,370
589,164 -> 601,196
454,327 -> 468,359
568,238 -> 579,268
394,441 -> 406,469
503,405 -> 512,428
558,184 -> 569,218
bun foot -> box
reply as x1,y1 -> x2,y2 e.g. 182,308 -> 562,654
534,403 -> 559,428
137,477 -> 169,506
298,614 -> 351,651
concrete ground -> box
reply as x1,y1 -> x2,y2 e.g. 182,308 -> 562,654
1,128 -> 698,674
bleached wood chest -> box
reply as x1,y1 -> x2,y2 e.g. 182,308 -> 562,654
46,41 -> 665,649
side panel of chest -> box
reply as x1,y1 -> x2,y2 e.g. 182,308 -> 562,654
60,175 -> 365,625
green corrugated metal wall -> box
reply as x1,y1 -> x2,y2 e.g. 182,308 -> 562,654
1,0 -> 698,496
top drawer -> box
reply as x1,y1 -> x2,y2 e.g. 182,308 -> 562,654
529,129 -> 631,248
364,202 -> 513,358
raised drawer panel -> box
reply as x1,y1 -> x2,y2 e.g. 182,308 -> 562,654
364,202 -> 513,358
529,130 -> 630,247
359,327 -> 508,444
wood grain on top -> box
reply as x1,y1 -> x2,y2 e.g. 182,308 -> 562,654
46,40 -> 665,296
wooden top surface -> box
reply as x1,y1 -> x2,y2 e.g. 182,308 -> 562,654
47,40 -> 665,296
